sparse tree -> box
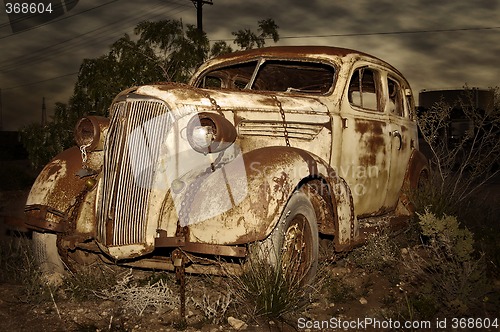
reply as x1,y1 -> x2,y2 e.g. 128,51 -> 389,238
414,86 -> 500,215
210,40 -> 233,57
232,18 -> 279,50
20,100 -> 87,169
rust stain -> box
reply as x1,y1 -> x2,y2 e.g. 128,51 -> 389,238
366,135 -> 385,154
25,146 -> 96,235
208,46 -> 397,72
355,120 -> 384,136
233,111 -> 245,128
44,163 -> 63,179
294,148 -> 319,175
355,120 -> 386,165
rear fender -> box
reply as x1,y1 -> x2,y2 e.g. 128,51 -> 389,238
405,149 -> 429,189
183,146 -> 358,249
396,149 -> 429,215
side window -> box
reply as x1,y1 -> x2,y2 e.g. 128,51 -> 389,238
387,77 -> 404,117
201,76 -> 223,89
348,68 -> 380,111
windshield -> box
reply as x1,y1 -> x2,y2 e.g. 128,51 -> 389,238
197,59 -> 335,95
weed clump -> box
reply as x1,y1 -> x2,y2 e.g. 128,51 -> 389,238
63,264 -> 118,302
0,233 -> 53,303
191,291 -> 232,324
230,249 -> 311,319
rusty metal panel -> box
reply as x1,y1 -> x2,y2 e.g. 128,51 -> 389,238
175,146 -> 357,247
24,147 -> 90,229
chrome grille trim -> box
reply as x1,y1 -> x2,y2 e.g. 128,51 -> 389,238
97,99 -> 172,246
237,121 -> 323,140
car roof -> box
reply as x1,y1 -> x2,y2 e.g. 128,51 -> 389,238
214,45 -> 374,60
199,45 -> 404,78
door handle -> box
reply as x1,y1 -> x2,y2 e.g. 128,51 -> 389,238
392,130 -> 402,150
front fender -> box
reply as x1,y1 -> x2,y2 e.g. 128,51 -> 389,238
184,146 -> 357,248
25,147 -> 101,234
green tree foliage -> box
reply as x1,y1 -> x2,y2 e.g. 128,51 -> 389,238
21,18 -> 279,168
232,19 -> 280,50
210,40 -> 233,57
75,20 -> 206,116
20,100 -> 85,169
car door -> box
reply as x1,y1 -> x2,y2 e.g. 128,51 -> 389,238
384,74 -> 417,208
340,65 -> 392,216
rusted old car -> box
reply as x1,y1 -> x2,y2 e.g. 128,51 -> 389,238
25,46 -> 428,281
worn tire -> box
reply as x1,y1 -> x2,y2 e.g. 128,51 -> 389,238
32,232 -> 65,285
251,189 -> 319,285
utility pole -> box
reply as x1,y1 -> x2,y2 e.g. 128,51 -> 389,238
0,88 -> 3,131
41,97 -> 47,127
191,0 -> 213,32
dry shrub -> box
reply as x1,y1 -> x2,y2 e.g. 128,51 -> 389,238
190,291 -> 232,324
0,232 -> 52,302
96,269 -> 177,316
63,264 -> 118,301
402,211 -> 489,317
415,86 -> 500,216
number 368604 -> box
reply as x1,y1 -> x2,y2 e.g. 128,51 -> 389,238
5,3 -> 54,14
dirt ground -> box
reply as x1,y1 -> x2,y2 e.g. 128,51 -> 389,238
0,260 -> 413,332
0,190 -> 388,332
1,186 -> 499,332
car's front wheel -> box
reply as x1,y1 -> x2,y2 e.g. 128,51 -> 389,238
251,188 -> 319,285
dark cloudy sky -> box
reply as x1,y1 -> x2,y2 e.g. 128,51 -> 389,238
0,0 -> 498,131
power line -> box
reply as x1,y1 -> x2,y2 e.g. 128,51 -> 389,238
0,1 -> 66,29
282,26 -> 500,39
6,22 -> 498,91
0,0 -> 121,40
1,2 -> 193,90
0,0 -> 189,31
0,3 -> 169,70
211,25 -> 500,42
2,72 -> 78,91
0,1 -> 191,72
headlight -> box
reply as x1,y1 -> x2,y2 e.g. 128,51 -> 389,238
186,112 -> 237,154
191,124 -> 215,149
74,116 -> 110,151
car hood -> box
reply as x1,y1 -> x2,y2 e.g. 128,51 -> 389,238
131,82 -> 330,118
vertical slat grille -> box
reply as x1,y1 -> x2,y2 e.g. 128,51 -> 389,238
97,99 -> 171,246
